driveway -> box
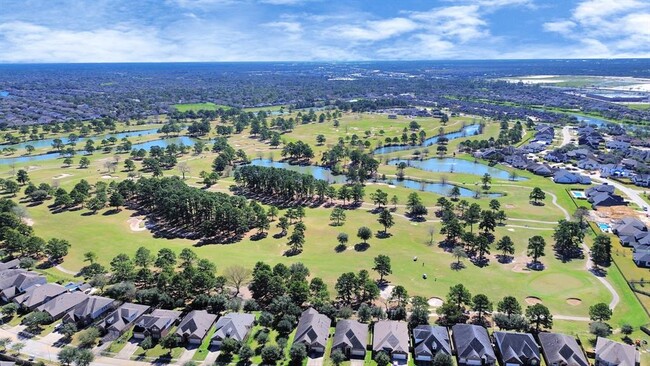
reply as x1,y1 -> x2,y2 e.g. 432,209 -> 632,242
202,347 -> 221,366
306,354 -> 324,366
350,359 -> 365,366
116,339 -> 140,360
177,344 -> 199,365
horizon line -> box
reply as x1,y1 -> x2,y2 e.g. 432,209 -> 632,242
1,57 -> 650,65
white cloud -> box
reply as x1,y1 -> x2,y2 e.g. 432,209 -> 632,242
573,0 -> 645,21
0,21 -> 180,62
542,0 -> 650,57
329,17 -> 418,42
410,5 -> 488,43
543,20 -> 575,35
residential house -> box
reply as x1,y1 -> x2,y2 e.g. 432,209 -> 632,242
412,325 -> 451,362
553,170 -> 591,184
594,337 -> 640,366
538,332 -> 589,366
545,151 -> 568,163
0,259 -> 20,271
12,283 -> 67,311
606,140 -> 631,151
452,324 -> 496,366
372,320 -> 409,360
612,218 -> 647,247
586,184 -> 615,197
589,193 -> 626,208
210,312 -> 256,346
577,158 -> 600,170
504,154 -> 528,169
331,319 -> 368,359
621,159 -> 639,169
566,149 -> 591,159
0,272 -> 47,302
526,163 -> 554,177
101,303 -> 151,340
600,164 -> 629,178
62,295 -> 116,326
633,250 -> 650,268
132,309 -> 181,340
632,174 -> 650,188
175,310 -> 217,345
37,292 -> 89,320
293,308 -> 331,354
493,332 -> 540,366
522,142 -> 545,153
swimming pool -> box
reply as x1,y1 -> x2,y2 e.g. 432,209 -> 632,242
597,223 -> 611,232
572,191 -> 586,199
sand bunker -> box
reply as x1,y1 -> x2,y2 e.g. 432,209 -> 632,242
507,228 -> 515,232
127,218 -> 147,232
428,297 -> 443,307
53,173 -> 72,179
525,296 -> 542,305
566,298 -> 582,306
505,204 -> 515,209
101,175 -> 115,179
22,218 -> 34,227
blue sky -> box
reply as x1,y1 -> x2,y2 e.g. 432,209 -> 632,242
0,0 -> 649,62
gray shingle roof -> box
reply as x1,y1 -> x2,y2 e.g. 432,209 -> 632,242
595,337 -> 639,366
176,310 -> 217,340
332,319 -> 368,352
37,292 -> 89,318
0,271 -> 45,299
63,295 -> 114,322
103,303 -> 151,333
12,283 -> 67,309
212,312 -> 256,342
294,308 -> 331,349
413,325 -> 451,358
135,309 -> 181,333
452,324 -> 496,363
0,259 -> 20,271
493,332 -> 540,365
373,320 -> 409,354
538,333 -> 588,366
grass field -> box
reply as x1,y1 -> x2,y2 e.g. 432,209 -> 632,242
2,111 -> 649,352
172,102 -> 231,112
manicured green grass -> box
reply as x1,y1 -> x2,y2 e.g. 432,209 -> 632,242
105,328 -> 134,354
173,103 -> 231,112
3,111 -> 650,348
627,103 -> 650,111
192,325 -> 216,361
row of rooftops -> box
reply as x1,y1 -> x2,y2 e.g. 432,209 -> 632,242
289,308 -> 640,366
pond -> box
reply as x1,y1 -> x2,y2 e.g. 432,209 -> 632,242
571,114 -> 610,127
2,128 -> 162,151
248,159 -> 502,197
373,124 -> 480,154
389,157 -> 527,181
250,159 -> 347,184
0,136 -> 197,165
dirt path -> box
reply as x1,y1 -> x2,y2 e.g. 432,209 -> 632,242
54,264 -> 77,276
